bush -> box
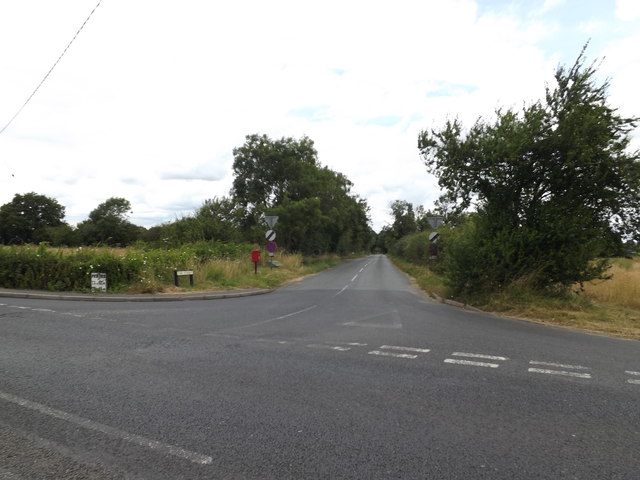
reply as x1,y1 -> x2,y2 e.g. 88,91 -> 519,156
0,241 -> 253,292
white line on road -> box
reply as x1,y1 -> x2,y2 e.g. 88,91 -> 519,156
276,305 -> 318,320
528,368 -> 592,379
334,285 -> 349,297
368,350 -> 418,359
31,308 -> 54,312
626,371 -> 640,384
351,274 -> 358,282
203,333 -> 241,339
307,344 -> 351,352
452,352 -> 508,361
7,306 -> 30,309
346,342 -> 368,346
529,361 -> 590,370
380,345 -> 431,353
0,390 -> 213,465
444,359 -> 499,368
255,338 -> 290,345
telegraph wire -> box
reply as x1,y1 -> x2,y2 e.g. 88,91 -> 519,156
0,0 -> 104,138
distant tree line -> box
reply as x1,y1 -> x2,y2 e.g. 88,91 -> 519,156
0,134 -> 375,255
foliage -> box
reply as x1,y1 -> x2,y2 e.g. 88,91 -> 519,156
418,46 -> 640,293
76,197 -> 144,246
0,241 -> 251,292
390,231 -> 433,265
231,133 -> 374,254
0,193 -> 66,244
143,197 -> 245,248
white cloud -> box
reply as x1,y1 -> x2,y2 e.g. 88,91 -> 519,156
616,0 -> 640,21
0,0 -> 638,233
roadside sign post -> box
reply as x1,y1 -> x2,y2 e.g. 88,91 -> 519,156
264,216 -> 279,229
266,241 -> 278,268
91,272 -> 107,292
427,216 -> 445,230
174,269 -> 194,286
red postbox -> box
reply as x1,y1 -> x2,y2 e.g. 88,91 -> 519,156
251,249 -> 261,274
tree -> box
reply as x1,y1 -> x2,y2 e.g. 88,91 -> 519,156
418,46 -> 640,293
77,197 -> 143,246
231,133 -> 373,253
389,200 -> 417,239
0,192 -> 66,244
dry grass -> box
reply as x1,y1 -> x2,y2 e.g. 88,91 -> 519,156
582,258 -> 640,309
132,253 -> 341,294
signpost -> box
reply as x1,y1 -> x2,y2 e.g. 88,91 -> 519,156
266,241 -> 277,253
264,216 -> 279,229
173,269 -> 194,286
427,216 -> 445,229
90,272 -> 107,292
263,216 -> 280,268
426,217 -> 444,260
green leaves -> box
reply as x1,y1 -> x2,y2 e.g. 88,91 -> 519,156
230,133 -> 373,254
418,46 -> 640,293
0,193 -> 66,244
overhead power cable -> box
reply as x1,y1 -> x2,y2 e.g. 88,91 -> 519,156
0,0 -> 104,138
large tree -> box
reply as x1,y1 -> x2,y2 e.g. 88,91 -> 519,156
418,47 -> 640,293
231,133 -> 373,253
77,197 -> 143,246
0,192 -> 66,244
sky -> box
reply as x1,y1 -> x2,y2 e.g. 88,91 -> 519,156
1,0 -> 639,233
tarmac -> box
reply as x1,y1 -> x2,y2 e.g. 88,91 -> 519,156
0,287 -> 273,302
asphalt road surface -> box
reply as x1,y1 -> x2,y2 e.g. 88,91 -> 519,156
0,255 -> 638,479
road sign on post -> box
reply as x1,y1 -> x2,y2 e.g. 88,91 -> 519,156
265,230 -> 276,242
264,216 -> 279,229
427,216 -> 445,230
91,273 -> 107,292
266,241 -> 277,253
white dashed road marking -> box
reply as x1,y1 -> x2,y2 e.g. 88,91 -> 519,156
444,352 -> 508,369
379,345 -> 431,354
529,361 -> 590,370
625,371 -> 640,385
444,359 -> 500,368
307,344 -> 351,352
528,361 -> 592,379
451,352 -> 508,361
367,344 -> 430,359
368,350 -> 418,359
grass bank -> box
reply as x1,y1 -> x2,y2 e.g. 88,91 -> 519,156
391,256 -> 640,340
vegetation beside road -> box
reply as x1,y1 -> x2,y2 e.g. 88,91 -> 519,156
392,256 -> 640,340
0,243 -> 345,294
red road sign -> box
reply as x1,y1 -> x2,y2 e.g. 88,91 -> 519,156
266,241 -> 277,253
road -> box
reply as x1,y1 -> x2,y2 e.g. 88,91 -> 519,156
0,254 -> 638,479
